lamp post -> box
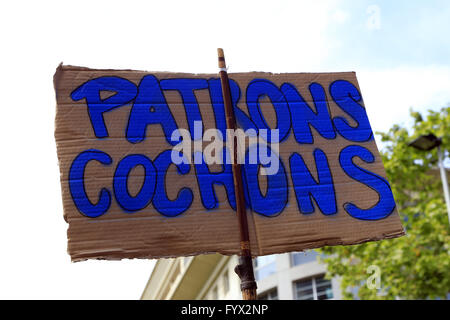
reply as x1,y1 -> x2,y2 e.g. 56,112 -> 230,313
408,134 -> 450,225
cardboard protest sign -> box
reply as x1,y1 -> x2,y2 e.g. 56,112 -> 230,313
54,64 -> 404,261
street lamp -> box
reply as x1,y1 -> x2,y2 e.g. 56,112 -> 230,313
409,133 -> 450,225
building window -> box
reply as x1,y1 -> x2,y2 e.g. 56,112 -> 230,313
258,288 -> 278,300
294,275 -> 333,300
291,250 -> 319,266
223,271 -> 229,295
253,255 -> 276,281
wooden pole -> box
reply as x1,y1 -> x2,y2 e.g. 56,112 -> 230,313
217,48 -> 257,300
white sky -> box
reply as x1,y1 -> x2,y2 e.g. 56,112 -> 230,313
0,0 -> 449,299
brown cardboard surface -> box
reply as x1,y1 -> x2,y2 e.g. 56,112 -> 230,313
54,64 -> 404,261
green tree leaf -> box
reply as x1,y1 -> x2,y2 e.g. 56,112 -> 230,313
318,106 -> 450,300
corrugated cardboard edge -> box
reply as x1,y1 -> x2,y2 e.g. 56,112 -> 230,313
53,63 -> 66,224
70,229 -> 406,262
54,63 -> 358,77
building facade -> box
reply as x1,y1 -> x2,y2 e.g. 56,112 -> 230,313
141,251 -> 341,300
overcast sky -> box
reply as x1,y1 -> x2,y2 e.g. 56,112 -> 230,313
0,0 -> 449,299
